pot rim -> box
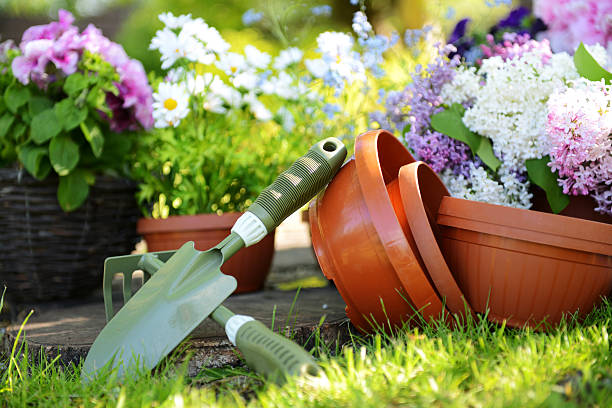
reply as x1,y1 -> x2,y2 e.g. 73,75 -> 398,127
398,162 -> 473,318
438,196 -> 612,256
354,130 -> 447,322
137,212 -> 243,234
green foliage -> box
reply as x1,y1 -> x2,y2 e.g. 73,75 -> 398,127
525,156 -> 570,214
0,50 -> 135,212
431,103 -> 501,172
2,299 -> 612,406
131,106 -> 322,218
574,42 -> 612,85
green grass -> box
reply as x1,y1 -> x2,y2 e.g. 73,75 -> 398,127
2,297 -> 612,407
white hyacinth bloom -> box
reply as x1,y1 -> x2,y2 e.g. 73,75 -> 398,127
152,82 -> 190,128
273,47 -> 303,70
462,50 -> 579,172
440,66 -> 480,106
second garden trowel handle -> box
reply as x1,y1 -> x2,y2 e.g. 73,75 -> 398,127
231,137 -> 346,247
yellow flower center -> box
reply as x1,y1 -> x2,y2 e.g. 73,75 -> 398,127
230,66 -> 237,74
164,98 -> 178,111
336,55 -> 341,64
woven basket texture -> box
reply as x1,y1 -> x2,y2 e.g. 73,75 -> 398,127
0,168 -> 140,302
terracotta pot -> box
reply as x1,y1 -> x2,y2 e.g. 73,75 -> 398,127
309,130 -> 447,332
437,196 -> 612,329
391,162 -> 473,319
137,213 -> 275,293
530,186 -> 612,225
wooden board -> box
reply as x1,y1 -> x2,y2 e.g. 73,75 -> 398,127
1,286 -> 352,376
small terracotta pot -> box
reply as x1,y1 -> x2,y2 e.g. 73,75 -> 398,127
391,162 -> 474,319
309,130 -> 447,332
137,213 -> 275,293
437,197 -> 612,329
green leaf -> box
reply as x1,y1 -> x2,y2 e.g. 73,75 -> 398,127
4,84 -> 30,114
86,85 -> 106,109
430,103 -> 501,171
31,109 -> 61,144
28,96 -> 53,117
80,121 -> 104,157
574,42 -> 612,84
0,113 -> 15,139
63,73 -> 90,96
49,134 -> 79,176
54,98 -> 88,131
525,156 -> 570,214
12,122 -> 26,141
18,144 -> 51,180
58,170 -> 89,212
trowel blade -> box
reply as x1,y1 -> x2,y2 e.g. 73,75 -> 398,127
82,242 -> 237,381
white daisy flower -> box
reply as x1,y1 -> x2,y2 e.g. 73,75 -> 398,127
158,12 -> 192,29
196,26 -> 230,54
203,93 -> 226,114
244,93 -> 272,121
150,28 -> 200,69
273,47 -> 303,70
152,82 -> 190,128
244,45 -> 270,69
216,52 -> 247,76
232,70 -> 259,91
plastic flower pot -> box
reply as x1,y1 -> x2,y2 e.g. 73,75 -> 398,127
390,162 -> 474,320
436,196 -> 612,329
309,130 -> 447,332
137,212 -> 275,294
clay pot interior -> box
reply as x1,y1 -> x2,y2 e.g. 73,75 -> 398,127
138,213 -> 275,294
309,130 -> 448,333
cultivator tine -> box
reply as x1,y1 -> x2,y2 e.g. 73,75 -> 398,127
103,250 -> 177,322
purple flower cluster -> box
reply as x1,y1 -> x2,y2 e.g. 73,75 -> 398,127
372,45 -> 477,177
11,10 -> 153,131
480,32 -> 552,62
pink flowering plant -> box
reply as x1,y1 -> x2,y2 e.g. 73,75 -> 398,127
0,10 -> 153,211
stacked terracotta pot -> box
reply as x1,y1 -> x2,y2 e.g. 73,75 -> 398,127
309,130 -> 612,332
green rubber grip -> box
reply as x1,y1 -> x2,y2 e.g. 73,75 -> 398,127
236,320 -> 321,384
247,137 -> 346,233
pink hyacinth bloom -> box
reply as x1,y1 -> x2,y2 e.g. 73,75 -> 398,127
546,80 -> 612,215
534,0 -> 612,53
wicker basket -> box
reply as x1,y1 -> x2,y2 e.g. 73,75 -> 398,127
0,167 -> 140,302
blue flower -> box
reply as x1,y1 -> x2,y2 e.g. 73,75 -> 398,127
322,103 -> 341,119
311,5 -> 332,16
349,0 -> 359,5
445,6 -> 456,20
352,11 -> 372,39
242,9 -> 263,25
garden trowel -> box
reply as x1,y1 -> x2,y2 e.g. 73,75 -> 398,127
82,137 -> 347,382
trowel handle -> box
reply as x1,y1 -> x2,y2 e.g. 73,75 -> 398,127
235,320 -> 320,384
232,138 -> 346,246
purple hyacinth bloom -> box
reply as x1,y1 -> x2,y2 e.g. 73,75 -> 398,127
448,18 -> 471,44
497,7 -> 530,28
378,44 -> 482,177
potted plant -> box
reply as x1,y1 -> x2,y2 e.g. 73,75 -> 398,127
131,13 -> 317,293
0,10 -> 154,302
371,5 -> 611,223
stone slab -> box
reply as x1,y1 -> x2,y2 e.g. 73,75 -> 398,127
1,286 -> 352,376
